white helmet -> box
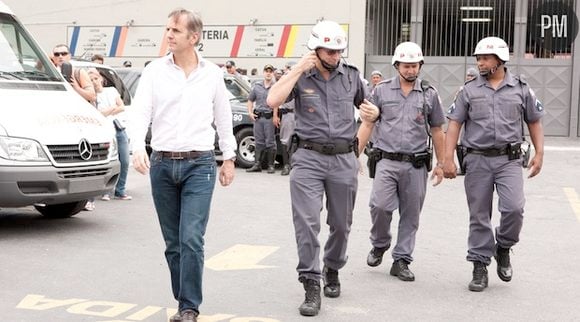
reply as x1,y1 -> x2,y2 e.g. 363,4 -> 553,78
473,36 -> 509,62
307,20 -> 347,50
391,42 -> 424,65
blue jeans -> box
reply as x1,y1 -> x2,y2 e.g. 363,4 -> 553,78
114,128 -> 130,196
149,150 -> 216,313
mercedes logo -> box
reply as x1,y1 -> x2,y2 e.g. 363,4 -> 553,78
78,138 -> 93,161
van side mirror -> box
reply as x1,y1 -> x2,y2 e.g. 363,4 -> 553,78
61,62 -> 73,83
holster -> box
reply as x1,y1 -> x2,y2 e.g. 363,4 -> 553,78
412,149 -> 433,171
289,134 -> 299,155
507,142 -> 522,160
456,144 -> 467,175
520,141 -> 531,168
367,148 -> 381,179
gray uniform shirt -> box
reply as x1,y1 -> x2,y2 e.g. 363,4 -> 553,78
288,63 -> 366,142
249,81 -> 273,112
447,68 -> 545,148
371,76 -> 445,154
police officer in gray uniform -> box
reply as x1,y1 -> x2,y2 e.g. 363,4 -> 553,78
267,20 -> 378,317
443,37 -> 545,292
357,42 -> 446,282
273,66 -> 296,176
246,64 -> 277,173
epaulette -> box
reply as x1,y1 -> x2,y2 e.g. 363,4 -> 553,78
342,63 -> 359,71
514,74 -> 527,85
464,77 -> 476,85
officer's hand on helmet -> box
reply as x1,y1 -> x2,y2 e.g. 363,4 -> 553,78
442,160 -> 457,179
359,99 -> 380,123
296,51 -> 318,73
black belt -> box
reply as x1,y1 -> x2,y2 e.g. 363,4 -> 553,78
280,109 -> 294,115
255,111 -> 273,119
381,151 -> 415,163
298,140 -> 354,155
157,150 -> 205,160
466,147 -> 509,157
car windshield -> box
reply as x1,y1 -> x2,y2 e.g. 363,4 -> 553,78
224,76 -> 249,102
0,13 -> 60,81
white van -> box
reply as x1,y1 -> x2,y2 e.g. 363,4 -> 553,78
0,1 -> 120,217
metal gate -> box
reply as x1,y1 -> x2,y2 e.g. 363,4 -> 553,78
365,0 -> 578,136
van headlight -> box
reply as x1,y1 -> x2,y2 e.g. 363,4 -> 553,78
108,136 -> 119,160
0,136 -> 49,161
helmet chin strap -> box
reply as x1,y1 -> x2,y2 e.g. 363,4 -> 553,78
315,50 -> 339,72
480,63 -> 502,77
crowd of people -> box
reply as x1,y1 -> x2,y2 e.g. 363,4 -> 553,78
50,9 -> 545,321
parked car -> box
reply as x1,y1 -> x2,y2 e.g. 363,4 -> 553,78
115,68 -> 280,168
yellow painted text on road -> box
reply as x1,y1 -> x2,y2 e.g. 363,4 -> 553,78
564,187 -> 580,222
205,244 -> 279,271
16,294 -> 280,321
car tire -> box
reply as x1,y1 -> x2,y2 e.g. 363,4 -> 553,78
34,200 -> 87,218
234,127 -> 255,168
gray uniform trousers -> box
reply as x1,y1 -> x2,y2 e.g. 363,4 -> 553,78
464,154 -> 524,265
290,148 -> 358,281
253,116 -> 276,150
369,159 -> 427,263
279,112 -> 295,145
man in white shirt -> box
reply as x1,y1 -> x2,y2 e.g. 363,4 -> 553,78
130,8 -> 236,322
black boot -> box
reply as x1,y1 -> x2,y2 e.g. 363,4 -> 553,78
246,149 -> 262,172
298,278 -> 321,316
494,244 -> 513,282
281,145 -> 290,176
367,246 -> 389,267
322,266 -> 340,298
266,149 -> 276,173
390,259 -> 415,281
468,261 -> 489,292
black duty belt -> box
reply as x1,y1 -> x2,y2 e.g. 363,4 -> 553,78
381,151 -> 415,163
466,147 -> 509,157
280,109 -> 294,115
157,150 -> 205,160
255,110 -> 273,119
298,140 -> 354,155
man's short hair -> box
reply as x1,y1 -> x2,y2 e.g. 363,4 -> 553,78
225,60 -> 236,68
168,8 -> 203,46
91,54 -> 104,62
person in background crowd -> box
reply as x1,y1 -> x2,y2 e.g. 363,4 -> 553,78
123,60 -> 132,67
51,44 -> 97,211
246,64 -> 278,173
87,68 -> 132,202
91,54 -> 104,64
369,70 -> 383,92
130,8 -> 237,322
273,65 -> 295,176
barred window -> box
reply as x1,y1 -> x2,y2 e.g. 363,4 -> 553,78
365,0 -> 412,56
422,0 -> 516,57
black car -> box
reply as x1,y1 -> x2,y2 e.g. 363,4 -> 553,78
115,68 -> 275,168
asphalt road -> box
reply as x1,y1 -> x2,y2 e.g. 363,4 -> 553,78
1,138 -> 580,322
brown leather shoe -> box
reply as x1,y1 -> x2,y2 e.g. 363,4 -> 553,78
180,309 -> 197,322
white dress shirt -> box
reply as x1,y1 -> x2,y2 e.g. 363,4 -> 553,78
130,52 -> 236,160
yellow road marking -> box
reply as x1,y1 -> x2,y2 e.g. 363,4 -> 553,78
205,244 -> 279,271
564,187 -> 580,222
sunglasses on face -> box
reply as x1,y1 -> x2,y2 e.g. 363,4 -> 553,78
53,52 -> 69,57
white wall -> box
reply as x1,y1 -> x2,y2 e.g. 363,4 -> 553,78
4,0 -> 366,72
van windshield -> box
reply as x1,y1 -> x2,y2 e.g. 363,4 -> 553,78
0,13 -> 60,81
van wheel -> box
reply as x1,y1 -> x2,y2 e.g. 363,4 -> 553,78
235,127 -> 255,168
34,201 -> 87,218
